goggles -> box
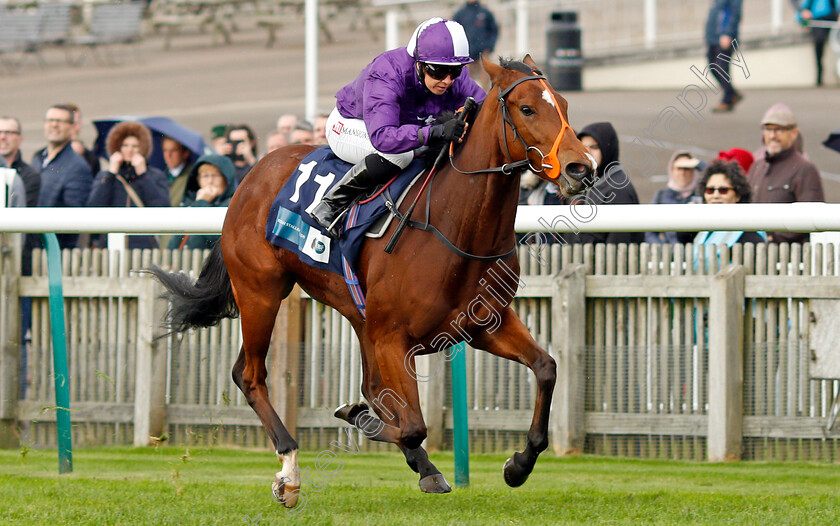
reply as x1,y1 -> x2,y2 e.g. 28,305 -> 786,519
423,63 -> 463,80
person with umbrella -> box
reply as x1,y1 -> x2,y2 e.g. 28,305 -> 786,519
86,121 -> 170,249
93,116 -> 209,174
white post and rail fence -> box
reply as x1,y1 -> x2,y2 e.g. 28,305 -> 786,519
1,204 -> 840,467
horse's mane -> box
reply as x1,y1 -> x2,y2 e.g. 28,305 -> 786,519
498,57 -> 543,76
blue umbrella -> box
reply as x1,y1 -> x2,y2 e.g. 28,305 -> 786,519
93,116 -> 211,171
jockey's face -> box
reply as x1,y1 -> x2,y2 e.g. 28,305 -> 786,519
418,63 -> 456,95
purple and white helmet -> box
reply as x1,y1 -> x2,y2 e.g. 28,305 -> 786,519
406,17 -> 473,65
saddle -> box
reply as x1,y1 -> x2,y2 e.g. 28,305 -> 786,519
265,146 -> 425,317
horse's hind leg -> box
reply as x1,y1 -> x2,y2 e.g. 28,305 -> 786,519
229,270 -> 300,507
472,306 -> 556,488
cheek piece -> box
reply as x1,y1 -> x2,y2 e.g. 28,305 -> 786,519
535,76 -> 572,180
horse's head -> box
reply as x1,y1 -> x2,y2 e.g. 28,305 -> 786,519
483,55 -> 595,197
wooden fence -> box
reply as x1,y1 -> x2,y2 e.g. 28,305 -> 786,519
1,236 -> 839,461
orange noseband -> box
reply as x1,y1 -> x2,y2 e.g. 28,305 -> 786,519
534,75 -> 572,179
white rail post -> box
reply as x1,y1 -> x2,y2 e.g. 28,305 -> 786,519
644,0 -> 657,49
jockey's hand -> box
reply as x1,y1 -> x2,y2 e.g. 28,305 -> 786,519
428,118 -> 467,144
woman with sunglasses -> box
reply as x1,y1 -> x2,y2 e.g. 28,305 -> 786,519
310,17 -> 487,237
694,159 -> 766,248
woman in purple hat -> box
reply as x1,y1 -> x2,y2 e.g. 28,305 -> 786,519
310,17 -> 487,237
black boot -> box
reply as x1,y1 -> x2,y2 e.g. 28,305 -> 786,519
309,154 -> 401,238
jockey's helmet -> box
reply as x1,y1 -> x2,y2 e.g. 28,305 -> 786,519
406,18 -> 473,65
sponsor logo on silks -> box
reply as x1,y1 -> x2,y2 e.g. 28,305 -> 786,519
331,121 -> 344,135
272,206 -> 331,264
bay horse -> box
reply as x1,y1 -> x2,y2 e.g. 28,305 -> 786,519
148,55 -> 595,506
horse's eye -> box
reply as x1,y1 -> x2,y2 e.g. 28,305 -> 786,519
520,105 -> 535,116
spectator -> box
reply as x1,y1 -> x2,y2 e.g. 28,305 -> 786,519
86,121 -> 170,249
746,103 -> 825,243
63,102 -> 102,176
798,0 -> 839,86
716,147 -> 754,174
31,104 -> 93,249
705,0 -> 744,112
645,150 -> 701,245
162,136 -> 194,207
0,116 -> 39,208
276,114 -> 299,135
694,159 -> 767,268
290,121 -> 315,145
541,122 -> 642,245
210,124 -> 231,154
313,114 -> 329,144
266,130 -> 289,154
221,124 -> 257,185
695,159 -> 766,244
168,154 -> 235,250
453,0 -> 498,91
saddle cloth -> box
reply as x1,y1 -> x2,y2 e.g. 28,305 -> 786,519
265,146 -> 424,317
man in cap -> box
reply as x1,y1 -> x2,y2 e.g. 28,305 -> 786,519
746,103 -> 824,243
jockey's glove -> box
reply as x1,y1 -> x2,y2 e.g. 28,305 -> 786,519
428,118 -> 467,144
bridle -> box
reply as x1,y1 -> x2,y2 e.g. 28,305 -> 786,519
450,71 -> 574,178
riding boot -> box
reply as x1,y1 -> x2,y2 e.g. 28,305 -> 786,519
310,154 -> 401,238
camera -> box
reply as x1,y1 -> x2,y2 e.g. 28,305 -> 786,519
228,140 -> 245,163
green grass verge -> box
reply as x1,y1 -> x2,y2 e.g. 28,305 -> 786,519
1,446 -> 839,525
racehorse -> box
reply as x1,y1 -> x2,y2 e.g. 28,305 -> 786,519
148,55 -> 595,506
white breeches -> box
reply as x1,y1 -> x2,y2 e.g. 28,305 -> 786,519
325,107 -> 414,169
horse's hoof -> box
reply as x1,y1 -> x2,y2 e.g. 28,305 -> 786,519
272,474 -> 301,508
419,473 -> 451,493
334,402 -> 369,423
503,455 -> 532,488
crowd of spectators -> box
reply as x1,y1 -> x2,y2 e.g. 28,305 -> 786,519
0,105 -> 329,253
519,101 -> 828,248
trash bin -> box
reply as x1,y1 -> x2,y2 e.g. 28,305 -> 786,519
546,11 -> 582,91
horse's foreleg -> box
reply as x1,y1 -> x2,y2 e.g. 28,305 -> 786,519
472,306 -> 556,488
339,333 -> 450,493
231,279 -> 300,507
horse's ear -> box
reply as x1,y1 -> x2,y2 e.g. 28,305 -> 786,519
522,54 -> 540,70
483,55 -> 503,82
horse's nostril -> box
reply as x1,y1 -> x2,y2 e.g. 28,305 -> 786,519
566,162 -> 587,179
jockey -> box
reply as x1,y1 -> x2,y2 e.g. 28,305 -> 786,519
310,17 -> 487,238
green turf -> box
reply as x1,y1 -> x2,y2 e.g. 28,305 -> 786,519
1,446 -> 839,525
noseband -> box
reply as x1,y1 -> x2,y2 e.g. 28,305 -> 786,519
451,71 -> 573,177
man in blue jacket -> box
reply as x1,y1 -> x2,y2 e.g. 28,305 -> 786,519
30,104 -> 92,249
705,0 -> 744,113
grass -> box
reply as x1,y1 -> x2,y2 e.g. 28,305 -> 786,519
1,446 -> 840,525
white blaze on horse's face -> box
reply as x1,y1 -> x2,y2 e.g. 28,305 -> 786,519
541,89 -> 555,107
584,152 -> 598,175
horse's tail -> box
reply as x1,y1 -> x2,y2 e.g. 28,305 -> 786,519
145,242 -> 239,333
